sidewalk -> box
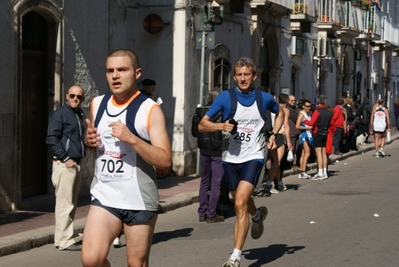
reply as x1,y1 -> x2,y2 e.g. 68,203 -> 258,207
0,130 -> 398,257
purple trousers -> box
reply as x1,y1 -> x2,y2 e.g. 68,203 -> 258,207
198,154 -> 224,218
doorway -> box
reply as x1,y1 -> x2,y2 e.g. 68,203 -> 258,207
21,11 -> 50,198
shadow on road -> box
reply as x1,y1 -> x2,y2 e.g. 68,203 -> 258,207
243,244 -> 305,266
152,227 -> 194,245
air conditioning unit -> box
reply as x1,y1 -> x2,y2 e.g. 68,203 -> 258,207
371,71 -> 379,84
291,36 -> 305,56
317,38 -> 327,57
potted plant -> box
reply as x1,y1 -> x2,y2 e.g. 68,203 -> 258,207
321,14 -> 330,22
294,2 -> 308,14
361,0 -> 371,9
368,22 -> 374,33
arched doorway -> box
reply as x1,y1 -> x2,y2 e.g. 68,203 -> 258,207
20,10 -> 59,198
260,27 -> 280,93
21,11 -> 49,197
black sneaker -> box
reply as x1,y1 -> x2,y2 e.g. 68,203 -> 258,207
253,190 -> 271,198
276,184 -> 287,192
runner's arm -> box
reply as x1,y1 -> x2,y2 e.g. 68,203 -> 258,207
199,115 -> 234,133
369,106 -> 376,133
110,105 -> 172,170
385,108 -> 391,130
284,108 -> 292,150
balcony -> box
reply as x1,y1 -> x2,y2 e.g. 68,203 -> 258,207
290,0 -> 317,21
290,0 -> 317,32
251,0 -> 292,16
334,1 -> 361,38
357,4 -> 381,41
350,0 -> 372,10
316,0 -> 344,34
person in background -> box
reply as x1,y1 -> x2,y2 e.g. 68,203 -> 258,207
252,86 -> 273,198
46,85 -> 86,251
326,105 -> 335,156
193,88 -> 225,223
356,94 -> 362,106
296,99 -> 313,179
393,97 -> 399,129
304,95 -> 332,180
349,98 -> 360,151
359,97 -> 372,143
264,93 -> 292,194
287,94 -> 300,171
82,49 -> 171,267
370,99 -> 391,158
140,78 -> 156,100
331,97 -> 345,155
199,57 -> 284,267
342,96 -> 355,152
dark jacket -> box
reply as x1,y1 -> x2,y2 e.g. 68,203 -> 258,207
46,104 -> 86,162
343,104 -> 355,121
191,106 -> 223,157
287,105 -> 300,137
305,104 -> 332,135
395,102 -> 399,116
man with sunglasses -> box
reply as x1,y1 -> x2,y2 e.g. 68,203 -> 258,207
46,85 -> 86,251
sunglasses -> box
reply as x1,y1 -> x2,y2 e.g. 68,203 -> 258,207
69,94 -> 83,100
305,105 -> 311,108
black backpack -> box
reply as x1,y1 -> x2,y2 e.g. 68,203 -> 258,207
191,106 -> 223,151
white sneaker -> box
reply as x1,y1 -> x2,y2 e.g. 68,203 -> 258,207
113,237 -> 122,248
311,173 -> 328,180
298,172 -> 309,179
222,255 -> 240,267
264,184 -> 279,194
269,187 -> 279,194
311,173 -> 321,180
318,174 -> 329,180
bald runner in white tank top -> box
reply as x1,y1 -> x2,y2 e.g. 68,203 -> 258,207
90,91 -> 159,211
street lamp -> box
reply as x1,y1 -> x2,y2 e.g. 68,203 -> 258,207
196,0 -> 229,175
202,0 -> 229,31
198,0 -> 230,106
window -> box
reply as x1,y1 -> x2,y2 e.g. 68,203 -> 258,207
210,44 -> 231,90
213,58 -> 231,90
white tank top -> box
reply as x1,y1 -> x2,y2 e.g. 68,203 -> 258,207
373,107 -> 387,132
223,99 -> 265,163
300,110 -> 312,135
301,110 -> 311,124
90,93 -> 159,211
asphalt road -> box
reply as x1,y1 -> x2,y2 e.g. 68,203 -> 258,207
1,144 -> 399,267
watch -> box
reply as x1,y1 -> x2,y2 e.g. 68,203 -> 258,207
268,131 -> 276,136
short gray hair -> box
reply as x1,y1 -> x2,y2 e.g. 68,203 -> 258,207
233,57 -> 257,74
206,87 -> 221,104
317,95 -> 327,104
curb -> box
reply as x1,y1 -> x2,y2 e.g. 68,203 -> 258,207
0,135 -> 397,257
0,194 -> 200,258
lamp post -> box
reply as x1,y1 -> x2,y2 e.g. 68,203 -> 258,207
198,0 -> 229,106
196,0 -> 229,175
